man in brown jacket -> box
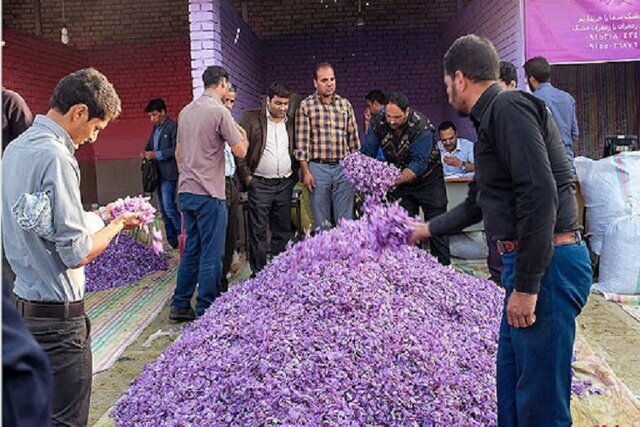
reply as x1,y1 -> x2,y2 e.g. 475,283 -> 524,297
238,82 -> 298,274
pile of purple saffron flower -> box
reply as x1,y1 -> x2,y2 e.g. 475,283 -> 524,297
342,152 -> 400,201
110,195 -> 164,254
85,234 -> 169,292
111,203 -> 504,425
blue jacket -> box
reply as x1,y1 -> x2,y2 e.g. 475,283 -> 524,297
144,118 -> 178,181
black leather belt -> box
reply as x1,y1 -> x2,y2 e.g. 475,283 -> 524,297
311,159 -> 340,165
496,231 -> 582,255
15,296 -> 85,319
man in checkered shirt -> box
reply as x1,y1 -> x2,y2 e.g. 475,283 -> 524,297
294,63 -> 361,231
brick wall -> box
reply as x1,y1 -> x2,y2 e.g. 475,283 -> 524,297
2,28 -> 88,115
230,0 -> 459,39
220,0 -> 265,118
439,0 -> 523,140
189,0 -> 264,116
263,30 -> 449,134
3,0 -> 189,50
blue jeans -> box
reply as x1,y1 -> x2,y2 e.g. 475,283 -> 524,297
172,193 -> 227,316
156,179 -> 181,246
498,242 -> 592,426
308,162 -> 354,231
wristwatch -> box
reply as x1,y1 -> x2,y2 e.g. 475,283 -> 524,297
98,206 -> 111,224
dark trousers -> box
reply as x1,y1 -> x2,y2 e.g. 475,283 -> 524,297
173,193 -> 227,316
221,177 -> 239,292
391,176 -> 450,265
247,176 -> 296,274
24,314 -> 92,427
498,242 -> 592,426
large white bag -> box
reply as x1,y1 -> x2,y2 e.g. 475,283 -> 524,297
594,215 -> 640,295
574,152 -> 640,255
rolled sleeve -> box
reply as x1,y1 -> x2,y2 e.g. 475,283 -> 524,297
43,155 -> 92,268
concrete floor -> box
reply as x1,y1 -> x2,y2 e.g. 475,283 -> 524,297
89,258 -> 640,426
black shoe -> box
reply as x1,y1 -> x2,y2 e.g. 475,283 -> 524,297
169,306 -> 196,322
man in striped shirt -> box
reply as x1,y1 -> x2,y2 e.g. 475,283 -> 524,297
295,63 -> 361,231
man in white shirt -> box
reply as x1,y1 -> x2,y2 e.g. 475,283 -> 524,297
437,121 -> 475,177
238,82 -> 298,274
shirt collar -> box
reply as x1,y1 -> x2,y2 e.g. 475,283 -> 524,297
470,83 -> 502,129
202,92 -> 223,105
314,92 -> 340,104
536,82 -> 552,91
266,108 -> 288,123
32,115 -> 77,154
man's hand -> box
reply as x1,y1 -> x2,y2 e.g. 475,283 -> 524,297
144,151 -> 156,160
408,221 -> 431,245
245,176 -> 253,188
443,154 -> 463,167
506,291 -> 538,328
235,123 -> 247,138
364,107 -> 371,122
113,212 -> 143,231
302,169 -> 315,193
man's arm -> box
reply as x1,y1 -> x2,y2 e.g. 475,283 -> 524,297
154,120 -> 178,161
346,103 -> 361,153
360,125 -> 380,159
396,129 -> 431,186
294,103 -> 314,192
570,99 -> 579,142
493,96 -> 557,295
236,112 -> 254,186
219,109 -> 248,159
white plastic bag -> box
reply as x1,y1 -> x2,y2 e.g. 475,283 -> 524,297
593,215 -> 640,295
575,152 -> 640,255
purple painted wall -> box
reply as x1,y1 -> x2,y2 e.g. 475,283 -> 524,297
220,0 -> 265,119
189,0 -> 265,118
264,30 -> 449,137
439,0 -> 524,140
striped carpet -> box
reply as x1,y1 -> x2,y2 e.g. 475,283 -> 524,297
86,264 -> 178,374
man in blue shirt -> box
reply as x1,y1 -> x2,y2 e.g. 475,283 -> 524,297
362,92 -> 450,265
143,98 -> 180,249
437,121 -> 475,177
524,56 -> 579,166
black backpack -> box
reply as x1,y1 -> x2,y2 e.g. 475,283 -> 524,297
141,159 -> 159,193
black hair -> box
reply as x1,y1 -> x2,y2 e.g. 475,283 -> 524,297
228,83 -> 237,93
49,68 -> 121,120
202,66 -> 230,89
365,89 -> 387,105
437,120 -> 457,133
386,92 -> 410,112
523,56 -> 550,83
314,62 -> 335,80
443,34 -> 499,82
144,98 -> 166,114
499,61 -> 518,86
267,82 -> 291,99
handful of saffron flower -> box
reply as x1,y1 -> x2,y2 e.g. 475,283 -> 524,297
342,152 -> 400,201
110,196 -> 163,254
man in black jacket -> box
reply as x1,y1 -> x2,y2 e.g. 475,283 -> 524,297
410,35 -> 592,426
142,98 -> 180,248
238,82 -> 297,274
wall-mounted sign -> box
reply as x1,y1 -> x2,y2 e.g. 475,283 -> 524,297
525,0 -> 640,64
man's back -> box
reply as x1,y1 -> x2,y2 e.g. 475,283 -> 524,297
533,82 -> 579,163
177,94 -> 241,200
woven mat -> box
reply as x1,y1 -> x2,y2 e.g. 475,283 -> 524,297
86,263 -> 177,374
